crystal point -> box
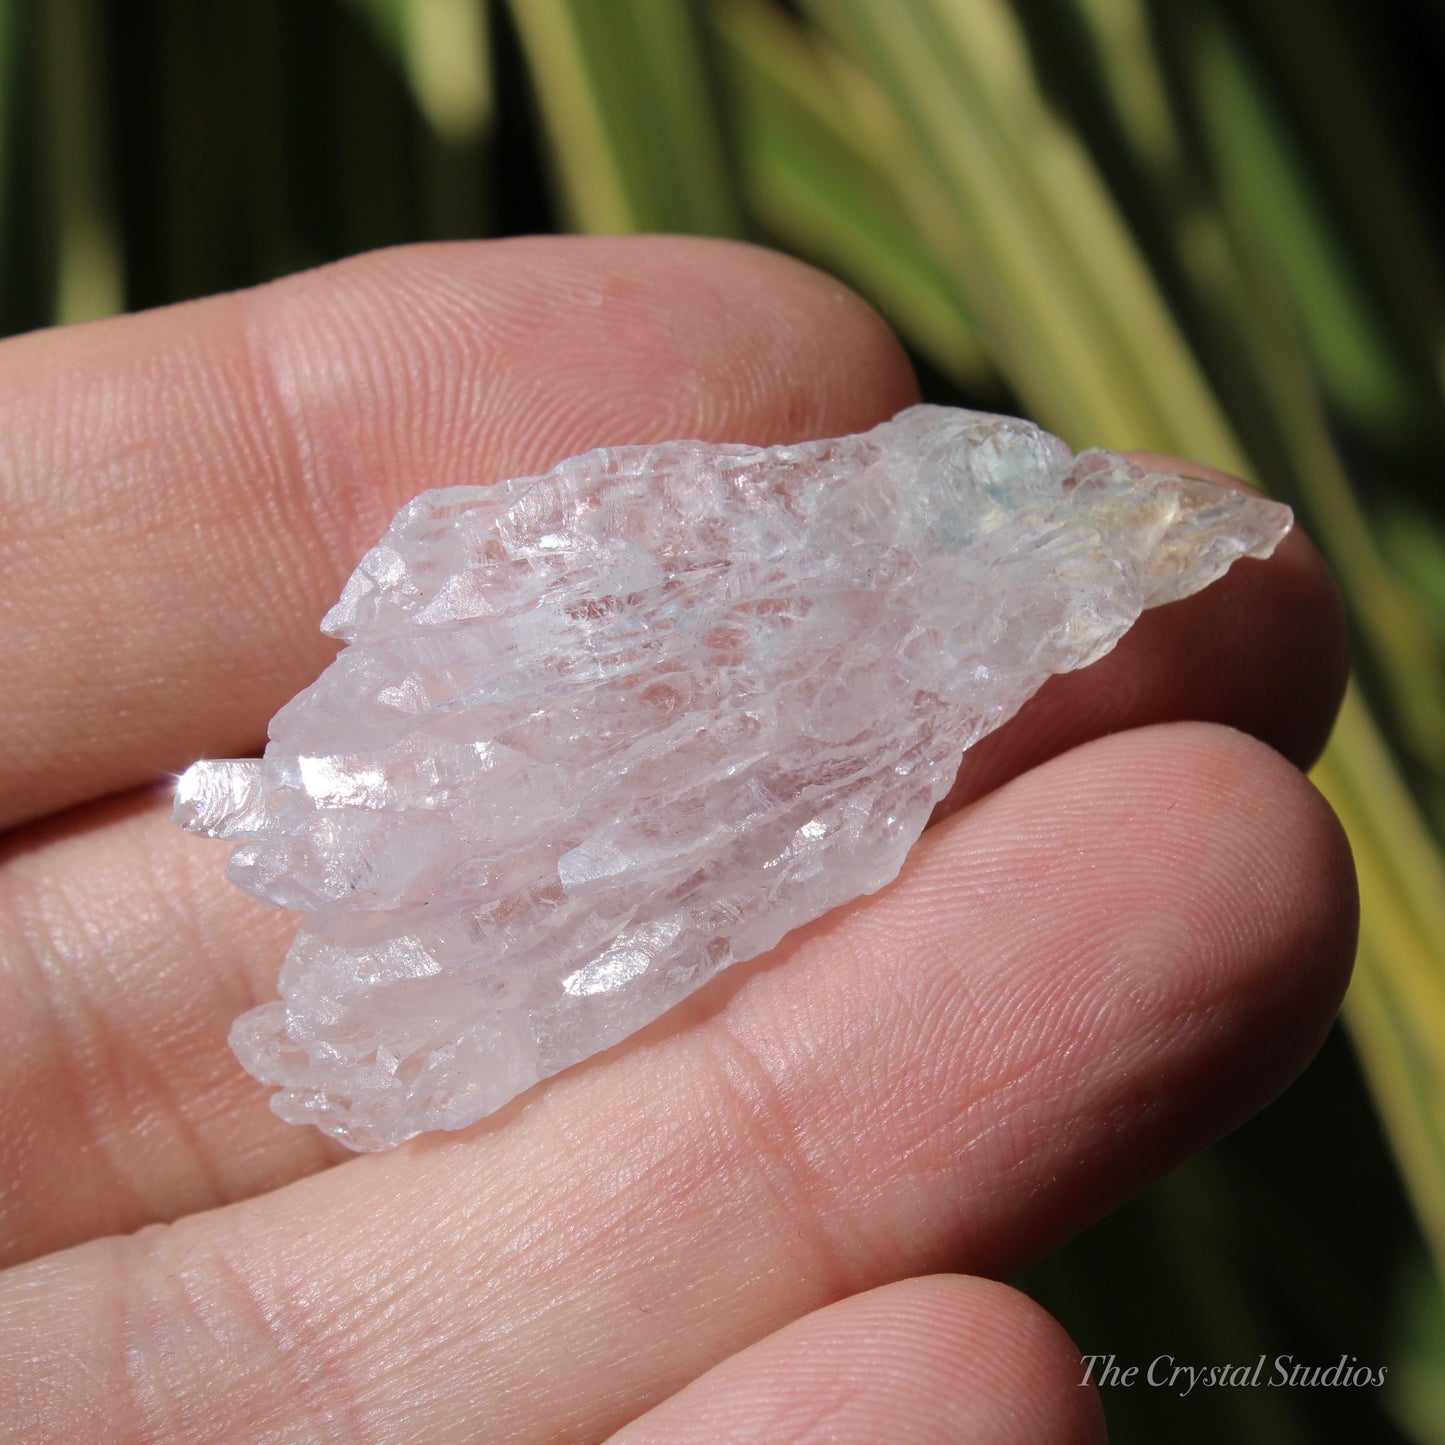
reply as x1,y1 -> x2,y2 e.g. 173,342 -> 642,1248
174,406 -> 1291,1149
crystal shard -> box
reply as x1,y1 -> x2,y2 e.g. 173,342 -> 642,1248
174,405 -> 1291,1149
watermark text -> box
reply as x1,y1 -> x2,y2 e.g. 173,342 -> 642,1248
1080,1354 -> 1387,1396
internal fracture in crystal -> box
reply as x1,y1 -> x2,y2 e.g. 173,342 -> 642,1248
173,405 -> 1292,1150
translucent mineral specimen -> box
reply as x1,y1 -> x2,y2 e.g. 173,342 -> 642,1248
174,405 -> 1291,1149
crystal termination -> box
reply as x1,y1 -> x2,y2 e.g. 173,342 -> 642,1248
174,406 -> 1291,1150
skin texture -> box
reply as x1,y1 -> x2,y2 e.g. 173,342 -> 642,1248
609,1277 -> 1108,1445
0,236 -> 1355,1443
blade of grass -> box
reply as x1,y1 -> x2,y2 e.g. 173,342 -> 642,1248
1386,1255 -> 1445,1445
1074,0 -> 1445,767
1187,14 -> 1420,440
805,0 -> 1151,443
804,0 -> 1242,464
1314,685 -> 1445,1291
919,0 -> 1242,460
821,29 -> 1088,419
714,0 -> 991,388
507,0 -> 740,235
1068,0 -> 1179,179
1345,941 -> 1445,1281
396,0 -> 492,145
1178,8 -> 1445,764
1242,0 -> 1445,420
0,0 -> 17,276
503,0 -> 636,231
349,0 -> 494,242
1380,505 -> 1445,630
39,0 -> 123,322
353,0 -> 493,143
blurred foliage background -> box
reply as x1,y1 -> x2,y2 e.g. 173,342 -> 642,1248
4,0 -> 1445,1438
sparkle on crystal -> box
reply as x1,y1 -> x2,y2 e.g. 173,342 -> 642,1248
173,405 -> 1291,1150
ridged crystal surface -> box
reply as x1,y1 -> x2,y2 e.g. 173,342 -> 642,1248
174,405 -> 1291,1150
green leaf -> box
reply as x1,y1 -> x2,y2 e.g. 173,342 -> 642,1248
39,0 -> 123,323
1187,13 -> 1420,437
716,0 -> 990,387
1388,1254 -> 1445,1445
352,0 -> 493,143
801,0 -> 1242,462
506,0 -> 742,235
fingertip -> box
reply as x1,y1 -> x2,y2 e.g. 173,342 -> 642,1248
988,721 -> 1359,1217
984,719 -> 1359,1098
1187,722 -> 1359,1081
719,718 -> 1360,1281
608,1274 -> 1106,1445
905,1276 -> 1108,1445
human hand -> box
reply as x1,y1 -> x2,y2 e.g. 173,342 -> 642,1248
0,237 -> 1355,1443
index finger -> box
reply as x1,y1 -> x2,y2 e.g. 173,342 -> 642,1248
0,236 -> 916,831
